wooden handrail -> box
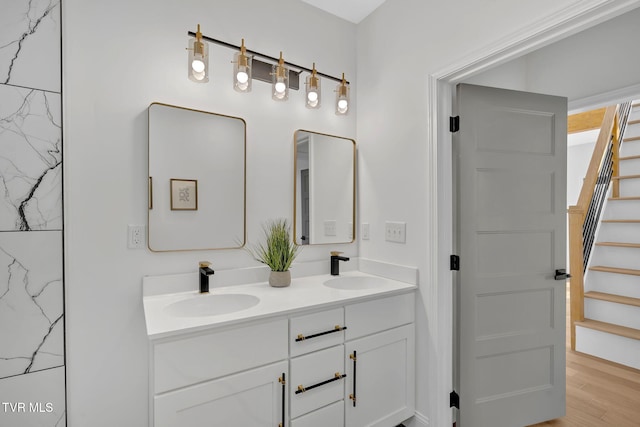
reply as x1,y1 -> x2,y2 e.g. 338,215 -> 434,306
568,104 -> 618,351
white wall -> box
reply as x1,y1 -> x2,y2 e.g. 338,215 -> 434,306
466,6 -> 640,104
357,1 -> 640,426
63,1 -> 356,425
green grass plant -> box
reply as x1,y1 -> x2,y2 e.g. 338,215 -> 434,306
248,218 -> 299,272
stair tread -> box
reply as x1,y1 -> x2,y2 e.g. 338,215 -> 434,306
575,319 -> 640,341
629,119 -> 640,125
595,242 -> 640,248
590,265 -> 640,276
609,196 -> 640,201
611,174 -> 640,180
584,291 -> 640,307
601,219 -> 640,223
620,154 -> 640,161
624,136 -> 640,142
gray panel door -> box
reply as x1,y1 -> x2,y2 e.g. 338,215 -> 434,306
455,83 -> 567,427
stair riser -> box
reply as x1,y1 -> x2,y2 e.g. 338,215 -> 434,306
584,271 -> 640,299
619,177 -> 640,196
584,299 -> 640,329
589,245 -> 640,271
602,198 -> 640,218
575,326 -> 640,370
629,109 -> 640,122
619,157 -> 640,176
620,140 -> 640,157
624,122 -> 640,139
596,222 -> 640,243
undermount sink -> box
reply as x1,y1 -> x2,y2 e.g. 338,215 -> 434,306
164,294 -> 260,318
323,276 -> 388,290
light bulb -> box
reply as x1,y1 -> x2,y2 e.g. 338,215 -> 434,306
236,70 -> 249,84
192,59 -> 205,73
307,91 -> 318,102
338,99 -> 348,111
275,81 -> 286,94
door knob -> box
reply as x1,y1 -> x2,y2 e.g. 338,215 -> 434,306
554,269 -> 571,280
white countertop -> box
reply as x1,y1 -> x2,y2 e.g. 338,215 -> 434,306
143,270 -> 417,340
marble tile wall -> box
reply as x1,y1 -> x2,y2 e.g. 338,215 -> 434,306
0,0 -> 65,425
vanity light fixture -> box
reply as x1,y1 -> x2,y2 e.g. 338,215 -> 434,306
233,39 -> 252,92
187,24 -> 209,83
335,73 -> 350,115
186,28 -> 350,112
305,63 -> 321,109
272,52 -> 289,101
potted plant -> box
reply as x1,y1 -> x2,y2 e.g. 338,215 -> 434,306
248,218 -> 300,287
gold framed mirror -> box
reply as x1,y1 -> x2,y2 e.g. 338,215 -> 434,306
148,103 -> 246,251
293,129 -> 356,245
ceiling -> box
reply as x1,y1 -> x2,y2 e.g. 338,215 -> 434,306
300,0 -> 387,24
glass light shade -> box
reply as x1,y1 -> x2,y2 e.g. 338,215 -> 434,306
335,81 -> 350,115
272,64 -> 289,101
233,51 -> 252,92
305,73 -> 321,109
188,37 -> 209,83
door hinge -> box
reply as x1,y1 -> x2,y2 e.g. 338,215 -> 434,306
450,255 -> 460,271
450,390 -> 460,409
450,116 -> 460,133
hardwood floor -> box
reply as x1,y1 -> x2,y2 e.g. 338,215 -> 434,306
528,283 -> 640,426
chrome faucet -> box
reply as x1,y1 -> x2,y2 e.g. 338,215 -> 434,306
330,251 -> 350,276
199,261 -> 215,293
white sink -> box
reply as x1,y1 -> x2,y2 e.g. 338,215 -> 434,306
323,276 -> 388,290
164,294 -> 260,318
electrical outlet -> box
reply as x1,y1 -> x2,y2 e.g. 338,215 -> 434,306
128,225 -> 145,249
385,221 -> 406,243
361,223 -> 370,240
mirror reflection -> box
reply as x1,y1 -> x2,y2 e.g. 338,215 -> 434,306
294,130 -> 355,245
148,103 -> 246,251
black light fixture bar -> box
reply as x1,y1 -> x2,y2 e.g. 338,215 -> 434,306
187,31 -> 349,85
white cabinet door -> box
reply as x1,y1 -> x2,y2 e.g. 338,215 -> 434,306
345,324 -> 415,427
154,361 -> 287,427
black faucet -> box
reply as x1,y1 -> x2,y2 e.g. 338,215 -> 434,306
199,261 -> 215,293
330,251 -> 350,276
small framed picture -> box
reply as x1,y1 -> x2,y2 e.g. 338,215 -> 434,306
170,179 -> 198,210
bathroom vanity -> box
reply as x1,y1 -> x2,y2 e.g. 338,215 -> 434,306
143,269 -> 416,427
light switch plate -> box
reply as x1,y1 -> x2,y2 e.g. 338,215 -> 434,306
361,223 -> 370,240
385,221 -> 406,243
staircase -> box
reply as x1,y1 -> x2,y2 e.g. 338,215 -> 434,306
574,101 -> 640,369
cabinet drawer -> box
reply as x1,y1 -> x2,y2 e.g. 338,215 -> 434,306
290,307 -> 345,357
291,400 -> 344,427
154,318 -> 288,393
290,345 -> 345,418
345,292 -> 414,340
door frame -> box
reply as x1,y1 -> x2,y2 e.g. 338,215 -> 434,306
427,1 -> 640,425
